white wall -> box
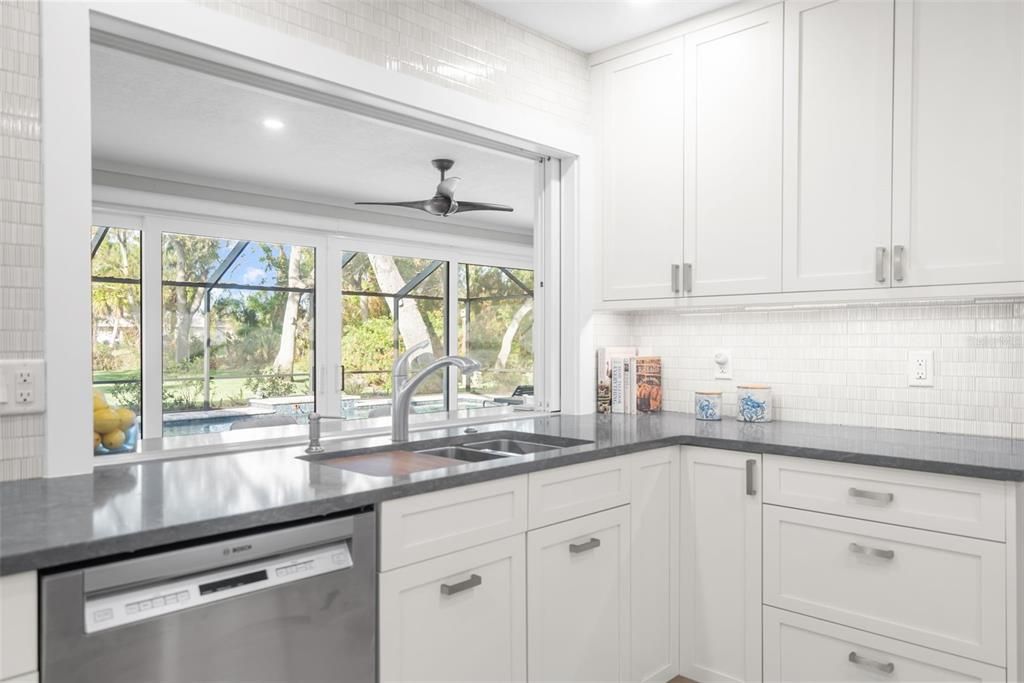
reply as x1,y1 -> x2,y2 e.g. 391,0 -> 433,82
0,0 -> 44,479
594,301 -> 1024,439
0,0 -> 590,481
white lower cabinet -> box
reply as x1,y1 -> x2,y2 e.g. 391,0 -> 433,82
527,505 -> 630,683
680,448 -> 762,683
379,535 -> 526,683
763,505 -> 1006,664
764,607 -> 1006,683
630,448 -> 679,683
0,572 -> 37,683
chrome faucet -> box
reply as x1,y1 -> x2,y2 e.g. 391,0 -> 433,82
392,345 -> 480,443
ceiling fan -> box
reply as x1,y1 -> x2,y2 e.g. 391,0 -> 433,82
354,159 -> 514,218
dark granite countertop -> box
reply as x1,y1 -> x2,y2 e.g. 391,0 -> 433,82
2,413 -> 1023,575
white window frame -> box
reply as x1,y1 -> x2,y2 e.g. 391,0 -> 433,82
92,191 -> 539,461
43,3 -> 586,476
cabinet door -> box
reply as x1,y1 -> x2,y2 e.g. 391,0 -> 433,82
597,38 -> 685,301
527,506 -> 630,683
892,0 -> 1024,286
379,535 -> 526,683
631,449 -> 680,683
680,448 -> 761,683
684,5 -> 783,296
783,0 -> 895,292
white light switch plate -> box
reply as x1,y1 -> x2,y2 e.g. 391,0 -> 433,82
0,360 -> 46,415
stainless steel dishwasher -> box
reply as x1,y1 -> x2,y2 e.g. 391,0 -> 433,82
40,510 -> 376,683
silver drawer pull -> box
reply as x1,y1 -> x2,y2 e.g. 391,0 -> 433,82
849,542 -> 895,560
569,538 -> 601,554
848,487 -> 894,504
440,574 -> 482,596
849,651 -> 895,674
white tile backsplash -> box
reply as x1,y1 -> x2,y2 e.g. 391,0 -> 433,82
0,0 -> 44,481
594,301 -> 1024,439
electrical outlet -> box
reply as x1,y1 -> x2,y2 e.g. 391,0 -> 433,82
0,359 -> 45,415
713,350 -> 732,380
908,350 -> 934,387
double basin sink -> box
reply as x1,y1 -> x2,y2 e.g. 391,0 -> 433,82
417,435 -> 577,462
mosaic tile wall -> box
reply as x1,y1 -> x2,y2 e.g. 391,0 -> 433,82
594,301 -> 1024,439
0,0 -> 44,480
198,0 -> 591,127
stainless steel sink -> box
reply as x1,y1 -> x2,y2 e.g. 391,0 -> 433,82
463,438 -> 559,455
417,446 -> 510,462
414,431 -> 592,463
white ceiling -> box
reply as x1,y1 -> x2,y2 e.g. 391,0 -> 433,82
90,45 -> 537,235
475,1 -> 736,53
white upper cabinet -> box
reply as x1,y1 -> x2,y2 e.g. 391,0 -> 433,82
596,38 -> 686,301
892,0 -> 1024,286
782,0 -> 895,292
683,5 -> 784,296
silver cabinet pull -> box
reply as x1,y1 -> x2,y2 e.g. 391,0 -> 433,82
848,487 -> 894,504
745,459 -> 757,496
849,542 -> 895,560
682,263 -> 693,293
569,538 -> 601,554
671,264 -> 682,293
440,573 -> 482,596
848,651 -> 895,674
893,244 -> 905,282
875,246 -> 887,283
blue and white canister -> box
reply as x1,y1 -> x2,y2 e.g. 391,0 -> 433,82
736,384 -> 772,422
694,391 -> 722,421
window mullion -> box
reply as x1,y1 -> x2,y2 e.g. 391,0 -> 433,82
446,258 -> 458,413
140,223 -> 164,438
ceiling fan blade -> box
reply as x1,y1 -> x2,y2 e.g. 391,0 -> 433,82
436,177 -> 461,200
355,197 -> 452,217
452,201 -> 514,213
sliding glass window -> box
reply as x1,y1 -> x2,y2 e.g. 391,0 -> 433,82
160,233 -> 315,436
457,263 -> 535,409
339,252 -> 448,418
91,226 -> 143,451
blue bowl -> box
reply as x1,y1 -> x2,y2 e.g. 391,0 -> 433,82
94,422 -> 139,455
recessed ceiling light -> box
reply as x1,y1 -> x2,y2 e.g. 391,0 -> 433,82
262,118 -> 284,130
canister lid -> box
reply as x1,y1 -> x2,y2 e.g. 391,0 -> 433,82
695,390 -> 722,396
736,384 -> 771,389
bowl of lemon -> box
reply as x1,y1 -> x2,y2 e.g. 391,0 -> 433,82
93,390 -> 138,455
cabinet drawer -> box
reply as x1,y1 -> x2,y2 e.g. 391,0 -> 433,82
528,456 -> 630,529
379,535 -> 526,683
763,455 -> 1006,540
380,476 -> 527,570
764,506 -> 1006,664
764,606 -> 1005,682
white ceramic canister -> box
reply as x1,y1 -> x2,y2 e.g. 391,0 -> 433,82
736,384 -> 772,422
694,391 -> 723,421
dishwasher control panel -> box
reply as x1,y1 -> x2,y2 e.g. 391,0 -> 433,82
83,540 -> 352,633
